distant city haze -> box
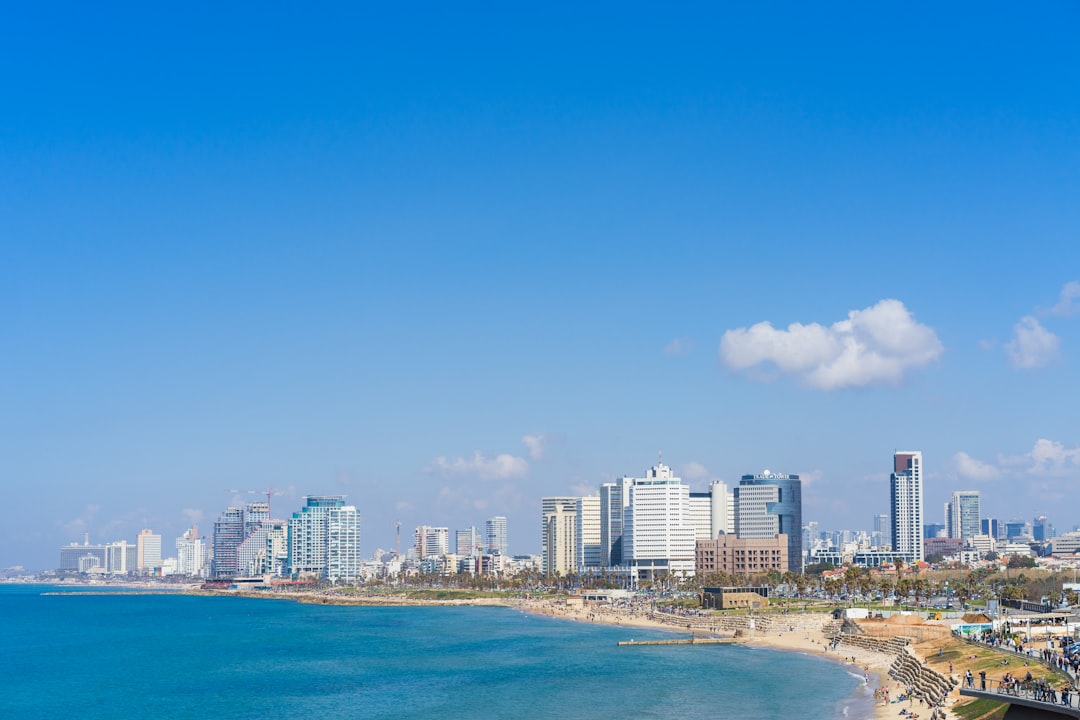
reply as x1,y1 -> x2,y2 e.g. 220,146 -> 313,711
3,5 -> 1079,571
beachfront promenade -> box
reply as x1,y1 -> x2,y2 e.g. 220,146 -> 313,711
961,680 -> 1080,720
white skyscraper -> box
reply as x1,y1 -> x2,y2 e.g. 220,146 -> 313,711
623,462 -> 695,579
576,495 -> 602,570
890,451 -> 924,563
289,496 -> 361,581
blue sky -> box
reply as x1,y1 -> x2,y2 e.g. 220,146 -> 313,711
3,4 -> 1079,570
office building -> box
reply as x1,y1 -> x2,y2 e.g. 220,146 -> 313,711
599,478 -> 632,567
136,529 -> 162,572
59,538 -> 107,572
623,462 -> 696,579
946,491 -> 980,542
456,527 -> 481,557
688,480 -> 733,542
485,516 -> 508,556
576,495 -> 602,570
735,471 -> 803,573
981,518 -> 1004,541
890,451 -> 924,563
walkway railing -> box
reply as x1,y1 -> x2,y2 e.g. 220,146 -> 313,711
971,677 -> 1079,709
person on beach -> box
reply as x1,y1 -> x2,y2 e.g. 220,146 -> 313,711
965,670 -> 974,688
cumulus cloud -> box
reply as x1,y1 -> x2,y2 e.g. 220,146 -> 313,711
181,508 -> 204,526
953,452 -> 1001,480
664,337 -> 695,356
957,439 -> 1080,480
797,469 -> 823,487
1049,281 -> 1080,317
719,299 -> 943,389
427,451 -> 529,480
1024,438 -> 1080,475
522,433 -> 547,460
1004,315 -> 1060,368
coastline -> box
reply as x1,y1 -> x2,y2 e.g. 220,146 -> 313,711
511,596 -> 904,720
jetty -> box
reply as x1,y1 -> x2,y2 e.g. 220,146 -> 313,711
618,637 -> 735,646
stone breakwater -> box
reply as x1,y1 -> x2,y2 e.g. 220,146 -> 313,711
886,646 -> 954,720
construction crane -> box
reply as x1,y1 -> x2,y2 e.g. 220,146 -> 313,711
225,487 -> 286,518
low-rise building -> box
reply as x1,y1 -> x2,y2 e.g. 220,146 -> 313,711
695,534 -> 787,576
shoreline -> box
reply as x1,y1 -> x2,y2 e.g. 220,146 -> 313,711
510,596 -> 912,720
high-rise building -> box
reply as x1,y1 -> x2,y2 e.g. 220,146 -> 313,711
688,480 -> 732,542
136,529 -> 162,572
1033,516 -> 1054,542
212,506 -> 246,578
599,478 -> 632,567
735,471 -> 803,573
542,497 -> 578,576
416,527 -> 449,559
576,496 -> 602,570
326,503 -> 361,582
456,527 -> 481,556
485,516 -> 508,556
981,518 -> 1004,541
289,496 -> 361,581
176,526 -> 208,577
890,451 -> 924,563
623,462 -> 696,579
946,491 -> 981,542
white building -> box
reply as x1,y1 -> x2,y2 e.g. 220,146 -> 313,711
623,462 -> 695,579
176,527 -> 209,577
542,497 -> 578,577
456,527 -> 481,557
890,451 -> 924,563
136,529 -> 162,573
576,495 -> 602,570
289,496 -> 361,581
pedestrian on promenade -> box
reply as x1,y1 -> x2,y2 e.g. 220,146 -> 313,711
966,670 -> 974,688
979,671 -> 986,690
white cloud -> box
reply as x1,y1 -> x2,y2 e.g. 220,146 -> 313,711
1004,315 -> 1059,368
953,451 -> 1001,480
181,508 -> 203,526
1025,438 -> 1080,475
1049,281 -> 1080,317
427,451 -> 529,480
719,299 -> 943,389
681,461 -> 710,480
797,469 -> 823,487
522,433 -> 547,460
664,337 -> 695,356
957,439 -> 1080,481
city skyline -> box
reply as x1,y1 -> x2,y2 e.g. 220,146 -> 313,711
4,5 -> 1080,571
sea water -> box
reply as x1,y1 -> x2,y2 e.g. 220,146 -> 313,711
0,585 -> 873,720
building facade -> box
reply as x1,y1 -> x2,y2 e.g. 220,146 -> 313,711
735,471 -> 802,573
622,462 -> 695,579
695,534 -> 788,576
484,516 -> 508,556
576,495 -> 602,571
289,496 -> 361,581
947,491 -> 980,542
541,497 -> 578,576
890,451 -> 924,563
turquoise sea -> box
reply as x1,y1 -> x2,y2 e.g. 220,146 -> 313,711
0,585 -> 872,719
